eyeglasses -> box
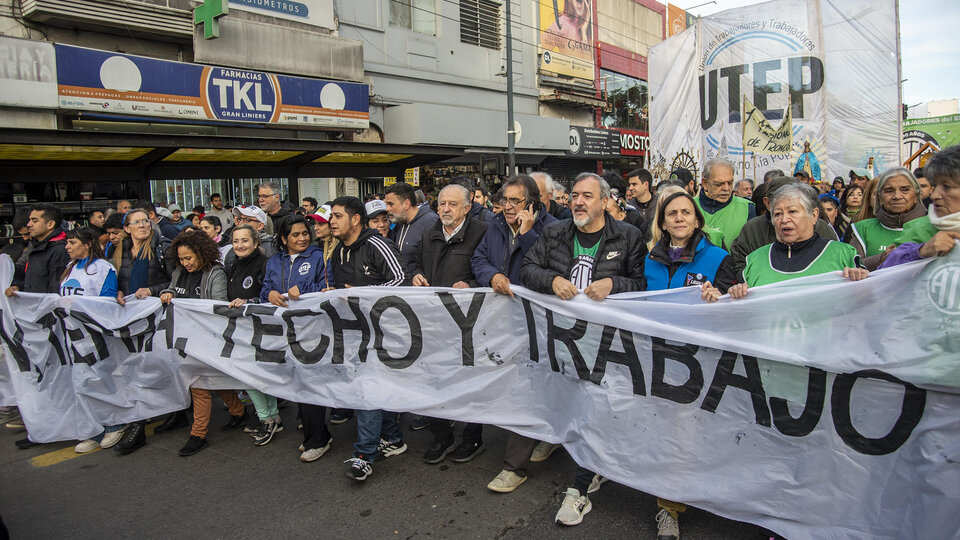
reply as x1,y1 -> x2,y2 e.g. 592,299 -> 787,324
127,219 -> 151,227
257,193 -> 278,200
503,197 -> 526,208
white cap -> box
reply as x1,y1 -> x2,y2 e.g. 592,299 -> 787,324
365,199 -> 387,218
232,205 -> 267,224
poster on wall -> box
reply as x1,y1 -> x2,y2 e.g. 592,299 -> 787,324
538,0 -> 594,80
0,36 -> 57,108
55,44 -> 369,129
649,0 -> 900,183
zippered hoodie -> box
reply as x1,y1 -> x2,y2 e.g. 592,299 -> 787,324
259,243 -> 331,302
332,228 -> 405,288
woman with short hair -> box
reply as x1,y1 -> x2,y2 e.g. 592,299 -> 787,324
846,167 -> 927,269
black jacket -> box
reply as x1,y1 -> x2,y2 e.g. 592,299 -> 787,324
14,228 -> 71,293
226,250 -> 268,303
332,228 -> 406,288
521,213 -> 647,295
547,200 -> 572,221
415,217 -> 488,287
116,236 -> 171,297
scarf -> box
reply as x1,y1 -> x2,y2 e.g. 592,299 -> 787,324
929,204 -> 960,233
876,200 -> 927,229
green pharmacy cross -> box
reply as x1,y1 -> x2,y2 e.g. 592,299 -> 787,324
195,0 -> 229,39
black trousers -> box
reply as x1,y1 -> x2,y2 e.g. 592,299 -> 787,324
429,418 -> 483,444
299,403 -> 331,450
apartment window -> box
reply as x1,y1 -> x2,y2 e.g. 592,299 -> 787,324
390,0 -> 437,36
600,69 -> 649,131
460,0 -> 501,50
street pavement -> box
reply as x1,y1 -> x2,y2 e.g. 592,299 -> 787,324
0,403 -> 766,539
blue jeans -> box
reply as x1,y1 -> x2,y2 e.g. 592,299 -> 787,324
354,409 -> 402,461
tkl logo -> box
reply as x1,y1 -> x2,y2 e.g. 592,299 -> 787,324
202,67 -> 279,123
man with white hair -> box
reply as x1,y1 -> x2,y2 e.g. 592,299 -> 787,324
531,172 -> 572,220
695,157 -> 756,250
411,184 -> 489,464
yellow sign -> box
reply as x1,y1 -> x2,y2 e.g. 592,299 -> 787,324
538,0 -> 594,80
742,96 -> 793,155
667,4 -> 687,37
404,167 -> 420,187
384,177 -> 397,186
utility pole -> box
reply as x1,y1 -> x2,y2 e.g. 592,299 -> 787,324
505,0 -> 516,176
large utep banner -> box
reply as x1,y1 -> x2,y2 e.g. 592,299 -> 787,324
2,251 -> 960,539
55,44 -> 369,129
649,0 -> 900,183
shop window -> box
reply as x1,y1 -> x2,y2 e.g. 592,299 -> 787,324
600,69 -> 649,131
390,0 -> 438,36
460,0 -> 501,50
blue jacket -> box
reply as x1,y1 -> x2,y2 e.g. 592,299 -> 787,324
471,206 -> 557,286
644,234 -> 734,292
260,243 -> 332,302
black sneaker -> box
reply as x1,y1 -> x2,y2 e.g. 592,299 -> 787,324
449,440 -> 485,463
252,420 -> 279,446
330,409 -> 354,424
114,422 -> 145,454
154,411 -> 189,434
422,437 -> 457,464
344,456 -> 373,481
408,415 -> 430,431
221,410 -> 250,431
243,415 -> 261,433
178,435 -> 208,456
14,437 -> 41,450
377,438 -> 408,459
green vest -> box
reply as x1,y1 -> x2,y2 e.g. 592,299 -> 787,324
894,216 -> 937,245
743,241 -> 859,287
849,218 -> 904,257
695,196 -> 751,251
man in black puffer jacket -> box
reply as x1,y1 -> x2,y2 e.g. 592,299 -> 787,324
521,173 -> 646,298
521,173 -> 646,527
6,203 -> 71,295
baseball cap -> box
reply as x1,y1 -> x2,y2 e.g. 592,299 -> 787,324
155,206 -> 173,219
168,203 -> 181,212
365,199 -> 387,218
315,204 -> 332,223
232,205 -> 267,224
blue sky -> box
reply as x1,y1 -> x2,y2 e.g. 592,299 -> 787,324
659,0 -> 959,105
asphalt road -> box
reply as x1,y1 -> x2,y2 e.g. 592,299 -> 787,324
0,403 -> 766,539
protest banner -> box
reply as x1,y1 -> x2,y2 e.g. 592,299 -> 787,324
742,95 -> 792,155
1,251 -> 959,539
649,0 -> 901,181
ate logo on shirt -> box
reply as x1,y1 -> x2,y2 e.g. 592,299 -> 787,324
242,276 -> 253,289
684,272 -> 707,287
569,255 -> 595,290
174,286 -> 201,296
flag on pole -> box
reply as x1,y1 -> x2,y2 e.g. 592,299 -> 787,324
742,95 -> 793,155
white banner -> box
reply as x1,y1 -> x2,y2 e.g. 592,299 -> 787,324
649,0 -> 901,182
2,252 -> 960,539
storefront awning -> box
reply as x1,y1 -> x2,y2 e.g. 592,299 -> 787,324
0,128 -> 465,182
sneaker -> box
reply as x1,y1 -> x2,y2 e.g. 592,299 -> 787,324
330,409 -> 354,424
243,416 -> 261,433
530,441 -> 560,462
408,415 -> 430,431
300,438 -> 333,462
100,430 -> 124,449
555,488 -> 591,526
5,416 -> 25,431
587,474 -> 609,494
487,470 -> 527,493
344,456 -> 373,481
221,410 -> 250,431
377,438 -> 408,459
15,437 -> 41,449
656,509 -> 680,540
75,439 -> 100,453
178,435 -> 208,456
422,437 -> 457,464
113,423 -> 146,454
154,411 -> 188,434
449,440 -> 485,463
252,420 -> 279,446
0,406 -> 18,424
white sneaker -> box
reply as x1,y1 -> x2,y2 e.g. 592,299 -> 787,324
656,509 -> 680,539
100,431 -> 124,449
530,441 -> 560,462
587,474 -> 609,494
300,438 -> 333,462
75,439 -> 100,453
487,470 -> 527,493
554,488 -> 591,526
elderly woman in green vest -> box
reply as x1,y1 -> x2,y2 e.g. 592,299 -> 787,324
717,183 -> 868,299
846,167 -> 927,270
880,144 -> 960,268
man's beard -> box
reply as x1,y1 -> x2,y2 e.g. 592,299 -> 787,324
389,214 -> 407,225
572,216 -> 591,228
440,214 -> 456,228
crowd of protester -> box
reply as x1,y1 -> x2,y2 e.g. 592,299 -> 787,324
2,145 -> 959,540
